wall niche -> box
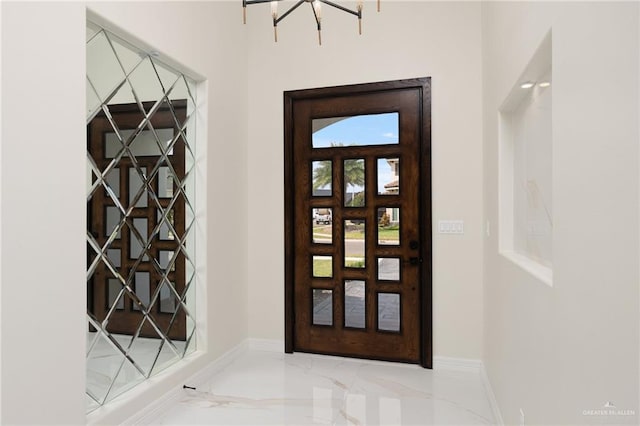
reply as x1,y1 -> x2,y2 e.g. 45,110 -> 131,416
499,31 -> 553,285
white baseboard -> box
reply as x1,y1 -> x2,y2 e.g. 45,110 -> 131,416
126,340 -> 249,426
433,356 -> 483,372
480,364 -> 504,426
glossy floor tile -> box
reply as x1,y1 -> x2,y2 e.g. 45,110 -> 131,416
153,349 -> 495,425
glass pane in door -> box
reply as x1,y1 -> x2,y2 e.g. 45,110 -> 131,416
378,207 -> 400,246
313,289 -> 333,326
311,113 -> 399,148
377,293 -> 400,332
312,161 -> 332,196
312,208 -> 332,244
344,220 -> 365,268
378,158 -> 399,195
344,280 -> 365,329
344,159 -> 365,207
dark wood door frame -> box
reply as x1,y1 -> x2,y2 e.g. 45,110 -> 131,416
284,78 -> 432,368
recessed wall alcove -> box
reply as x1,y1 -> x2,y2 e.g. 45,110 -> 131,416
499,31 -> 553,285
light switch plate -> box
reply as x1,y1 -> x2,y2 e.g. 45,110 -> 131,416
438,220 -> 464,234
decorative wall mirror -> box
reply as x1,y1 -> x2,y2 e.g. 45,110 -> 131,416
86,20 -> 198,411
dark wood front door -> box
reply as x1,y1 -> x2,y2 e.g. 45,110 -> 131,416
284,78 -> 432,366
87,101 -> 187,341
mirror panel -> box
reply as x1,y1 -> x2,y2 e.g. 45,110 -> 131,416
86,30 -> 126,103
132,272 -> 150,311
108,33 -> 144,76
159,250 -> 175,272
105,129 -> 174,159
86,21 -> 199,412
159,281 -> 177,314
158,167 -> 174,199
107,279 -> 124,310
157,210 -> 175,241
106,249 -> 121,268
104,167 -> 120,198
129,218 -> 148,260
105,206 -> 122,239
129,167 -> 147,208
128,57 -> 164,115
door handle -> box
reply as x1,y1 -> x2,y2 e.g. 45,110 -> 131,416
404,257 -> 423,265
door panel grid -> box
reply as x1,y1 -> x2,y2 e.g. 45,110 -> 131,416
285,79 -> 432,366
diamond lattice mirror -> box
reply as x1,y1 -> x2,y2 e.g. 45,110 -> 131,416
86,21 -> 198,411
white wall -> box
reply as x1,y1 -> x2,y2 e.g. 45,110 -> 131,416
2,3 -> 86,424
246,1 -> 484,360
1,1 -> 249,424
483,2 -> 639,424
0,1 -> 4,420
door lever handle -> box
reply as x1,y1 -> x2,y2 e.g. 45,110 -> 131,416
404,257 -> 423,265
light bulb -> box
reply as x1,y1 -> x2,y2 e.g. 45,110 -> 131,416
538,81 -> 551,88
520,81 -> 535,89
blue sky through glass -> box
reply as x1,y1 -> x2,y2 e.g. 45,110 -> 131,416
312,113 -> 398,193
312,113 -> 399,148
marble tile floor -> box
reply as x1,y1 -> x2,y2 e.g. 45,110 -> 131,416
153,349 -> 495,425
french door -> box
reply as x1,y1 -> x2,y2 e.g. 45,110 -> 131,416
284,78 -> 432,366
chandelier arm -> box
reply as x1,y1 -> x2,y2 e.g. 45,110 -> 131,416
310,2 -> 322,45
310,1 -> 320,27
244,0 -> 377,43
275,0 -> 306,25
319,0 -> 360,17
244,0 -> 275,24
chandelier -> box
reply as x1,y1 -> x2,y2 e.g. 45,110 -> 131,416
242,0 -> 380,45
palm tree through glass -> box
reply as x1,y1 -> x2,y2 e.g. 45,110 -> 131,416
312,143 -> 365,207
